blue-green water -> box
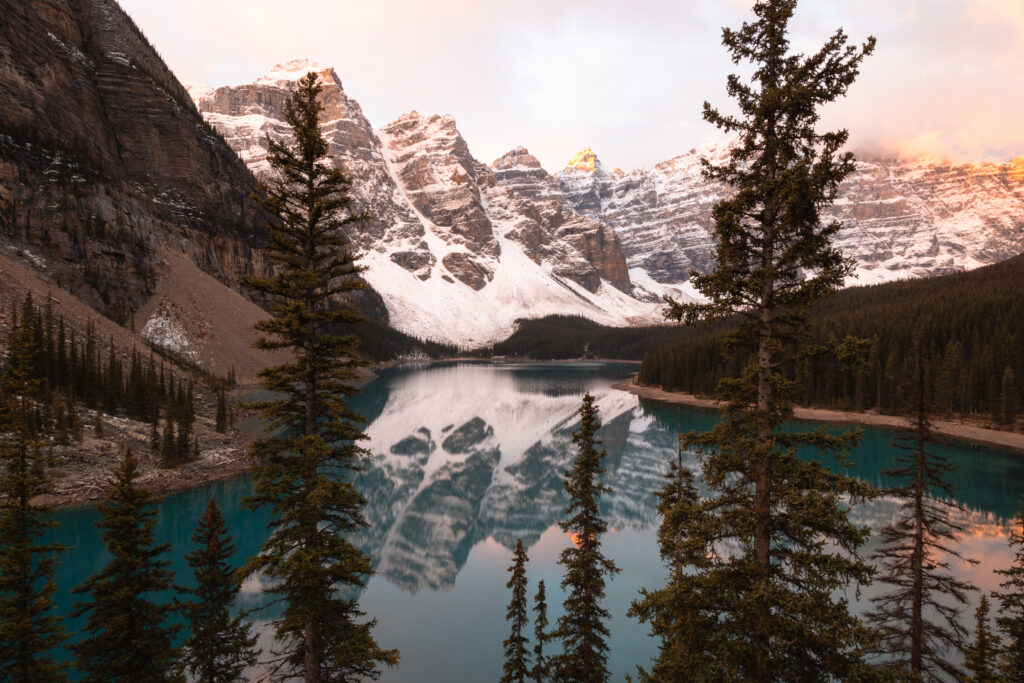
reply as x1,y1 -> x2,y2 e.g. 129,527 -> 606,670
46,362 -> 1024,681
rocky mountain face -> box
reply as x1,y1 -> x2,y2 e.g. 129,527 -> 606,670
0,0 -> 269,325
558,142 -> 1024,287
192,62 -> 654,346
193,61 -> 1024,346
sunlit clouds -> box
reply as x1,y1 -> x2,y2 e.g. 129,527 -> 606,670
119,0 -> 1024,171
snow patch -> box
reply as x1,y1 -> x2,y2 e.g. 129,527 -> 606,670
141,309 -> 197,360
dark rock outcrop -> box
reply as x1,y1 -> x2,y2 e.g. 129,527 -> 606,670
0,0 -> 268,322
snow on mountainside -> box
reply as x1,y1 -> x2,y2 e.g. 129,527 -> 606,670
190,64 -> 664,347
559,143 -> 1024,286
188,61 -> 1024,346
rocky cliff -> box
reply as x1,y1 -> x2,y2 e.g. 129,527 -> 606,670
0,0 -> 270,324
559,143 -> 1024,287
193,62 -> 655,346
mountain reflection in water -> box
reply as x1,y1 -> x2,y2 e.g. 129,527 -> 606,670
47,362 -> 1022,682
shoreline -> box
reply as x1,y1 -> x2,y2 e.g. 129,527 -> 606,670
39,439 -> 253,510
613,377 -> 1024,454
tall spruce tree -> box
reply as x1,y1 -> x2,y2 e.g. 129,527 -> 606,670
866,347 -> 977,680
998,367 -> 1018,427
995,500 -> 1024,682
964,594 -> 1005,683
71,448 -> 177,682
177,499 -> 259,682
0,310 -> 67,683
240,71 -> 397,683
550,394 -> 619,683
531,580 -> 550,683
502,540 -> 531,683
215,387 -> 228,433
661,1 -> 879,679
628,453 -> 716,680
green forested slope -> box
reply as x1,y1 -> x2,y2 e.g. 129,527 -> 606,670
639,254 -> 1024,421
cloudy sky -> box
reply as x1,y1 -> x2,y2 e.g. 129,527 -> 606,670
119,0 -> 1024,172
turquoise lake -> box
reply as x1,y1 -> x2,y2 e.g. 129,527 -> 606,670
47,361 -> 1024,681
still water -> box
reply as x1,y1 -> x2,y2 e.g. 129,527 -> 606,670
48,362 -> 1024,681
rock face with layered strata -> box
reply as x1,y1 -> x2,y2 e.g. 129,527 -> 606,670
0,0 -> 268,323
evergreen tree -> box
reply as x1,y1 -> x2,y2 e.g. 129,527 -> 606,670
149,411 -> 160,456
0,311 -> 67,682
550,394 -> 619,683
531,580 -> 549,683
998,366 -> 1017,427
215,387 -> 228,433
660,2 -> 879,679
177,499 -> 259,682
628,453 -> 716,680
240,71 -> 397,683
964,594 -> 1005,683
502,540 -> 531,683
71,448 -> 177,682
866,346 -> 977,679
995,500 -> 1024,682
160,411 -> 176,468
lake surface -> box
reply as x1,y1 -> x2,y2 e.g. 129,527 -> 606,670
47,361 -> 1024,681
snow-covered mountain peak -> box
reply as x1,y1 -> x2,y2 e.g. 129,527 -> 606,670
256,58 -> 336,85
492,146 -> 543,171
566,147 -> 600,172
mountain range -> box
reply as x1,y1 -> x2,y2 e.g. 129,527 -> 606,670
3,0 -> 1023,358
188,59 -> 1024,347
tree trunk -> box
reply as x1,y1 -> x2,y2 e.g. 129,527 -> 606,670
910,360 -> 927,675
305,620 -> 320,683
752,283 -> 775,682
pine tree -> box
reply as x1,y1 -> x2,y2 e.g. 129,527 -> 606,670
71,448 -> 177,682
999,366 -> 1018,427
550,394 -> 619,683
150,411 -> 160,455
160,411 -> 176,468
502,540 -> 531,683
964,594 -> 1005,683
531,580 -> 549,683
866,346 -> 977,679
0,310 -> 68,682
995,500 -> 1024,682
177,499 -> 259,682
660,2 -> 879,679
215,387 -> 228,433
628,454 -> 716,680
240,71 -> 397,683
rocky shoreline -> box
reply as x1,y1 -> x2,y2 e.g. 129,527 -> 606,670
613,377 -> 1024,454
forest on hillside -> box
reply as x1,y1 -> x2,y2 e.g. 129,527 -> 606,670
638,254 -> 1024,423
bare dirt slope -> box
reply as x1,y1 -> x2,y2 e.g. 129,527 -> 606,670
132,251 -> 283,381
0,247 -> 259,505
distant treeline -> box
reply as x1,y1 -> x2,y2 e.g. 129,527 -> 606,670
638,254 -> 1024,423
345,318 -> 459,361
483,315 -> 698,361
